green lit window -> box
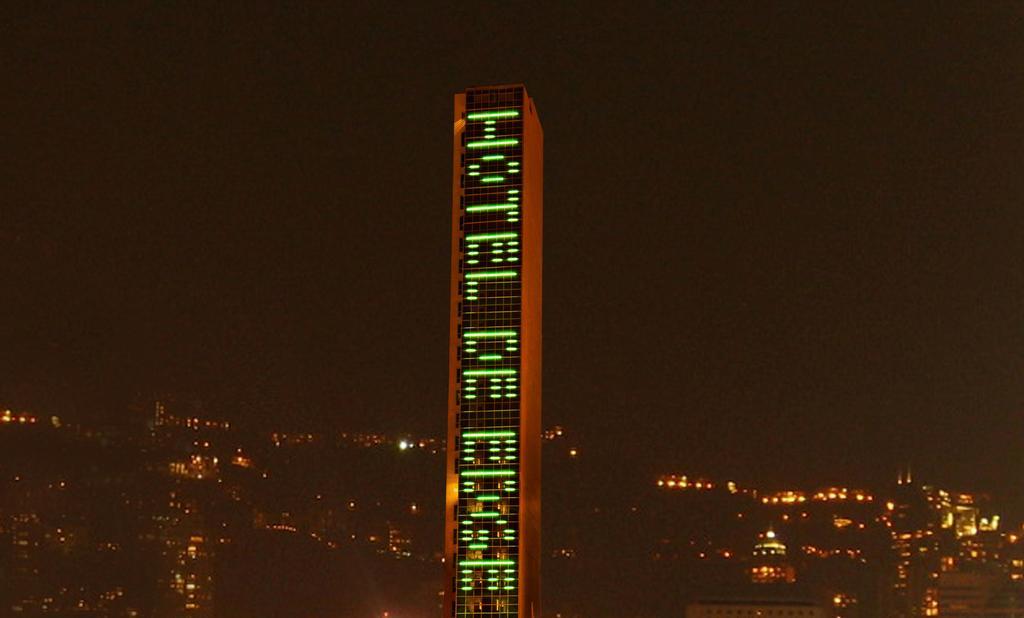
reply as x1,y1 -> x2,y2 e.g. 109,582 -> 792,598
466,138 -> 519,149
465,270 -> 516,280
465,232 -> 517,242
466,110 -> 520,120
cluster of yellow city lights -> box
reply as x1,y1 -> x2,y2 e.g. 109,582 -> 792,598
761,491 -> 807,505
656,475 -> 736,492
1,409 -> 37,424
801,545 -> 864,560
762,487 -> 874,503
832,593 -> 857,609
832,516 -> 867,530
749,555 -> 796,584
812,488 -> 873,502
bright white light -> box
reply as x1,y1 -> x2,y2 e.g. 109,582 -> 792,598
399,440 -> 409,451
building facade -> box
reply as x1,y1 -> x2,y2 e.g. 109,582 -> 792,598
444,84 -> 543,618
687,600 -> 827,618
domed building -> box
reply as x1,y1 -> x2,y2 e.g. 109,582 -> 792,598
750,528 -> 796,584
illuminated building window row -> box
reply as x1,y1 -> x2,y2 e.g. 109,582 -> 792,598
465,189 -> 520,206
463,211 -> 521,226
462,303 -> 520,315
466,109 -> 520,120
459,286 -> 521,301
461,308 -> 521,319
461,254 -> 519,274
456,409 -> 520,422
459,293 -> 521,306
460,394 -> 519,404
463,158 -> 521,176
461,301 -> 522,314
459,345 -> 519,361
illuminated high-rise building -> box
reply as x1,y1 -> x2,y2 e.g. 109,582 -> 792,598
444,84 -> 542,618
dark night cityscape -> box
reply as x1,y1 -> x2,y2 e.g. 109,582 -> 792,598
3,4 -> 1024,618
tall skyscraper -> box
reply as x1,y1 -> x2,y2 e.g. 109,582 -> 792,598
444,84 -> 542,618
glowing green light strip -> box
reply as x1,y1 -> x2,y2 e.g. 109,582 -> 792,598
478,355 -> 503,361
467,139 -> 519,149
470,512 -> 500,518
476,495 -> 501,501
480,176 -> 505,183
464,330 -> 517,339
480,154 -> 505,161
465,271 -> 516,280
466,204 -> 518,212
461,560 -> 516,567
467,110 -> 519,120
465,232 -> 517,241
468,543 -> 488,550
461,470 -> 516,477
464,369 -> 516,376
463,430 -> 516,438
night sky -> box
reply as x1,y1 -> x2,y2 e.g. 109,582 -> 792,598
3,4 -> 1023,496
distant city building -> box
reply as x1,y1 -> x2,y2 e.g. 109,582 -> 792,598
750,528 -> 796,585
156,495 -> 214,618
935,571 -> 1024,618
8,513 -> 43,614
687,600 -> 827,618
444,84 -> 543,618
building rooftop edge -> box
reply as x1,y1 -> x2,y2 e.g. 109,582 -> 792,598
462,83 -> 530,93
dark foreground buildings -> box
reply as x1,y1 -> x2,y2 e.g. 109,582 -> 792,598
444,84 -> 543,618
